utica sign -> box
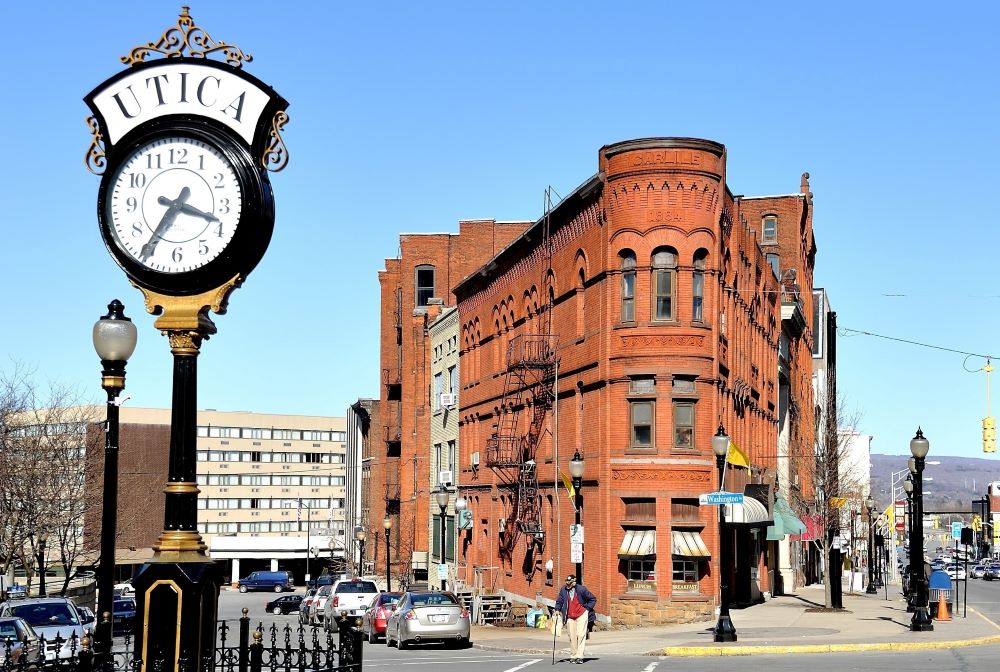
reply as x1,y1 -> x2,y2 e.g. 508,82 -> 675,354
88,60 -> 274,146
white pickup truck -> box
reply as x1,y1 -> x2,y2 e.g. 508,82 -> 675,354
322,578 -> 380,630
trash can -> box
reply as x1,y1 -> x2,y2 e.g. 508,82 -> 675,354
928,570 -> 953,618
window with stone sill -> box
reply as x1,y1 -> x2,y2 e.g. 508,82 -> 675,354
673,401 -> 695,450
651,247 -> 678,321
630,400 -> 654,450
672,559 -> 699,592
626,558 -> 657,594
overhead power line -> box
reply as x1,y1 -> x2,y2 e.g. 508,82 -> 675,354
839,327 -> 994,361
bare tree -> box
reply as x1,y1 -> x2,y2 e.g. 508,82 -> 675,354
0,362 -> 99,596
787,374 -> 865,609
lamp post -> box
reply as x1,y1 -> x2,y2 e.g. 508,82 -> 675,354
383,516 -> 392,591
903,476 -> 914,611
711,425 -> 736,642
569,451 -> 585,585
36,534 -> 48,598
354,526 -> 366,578
454,496 -> 468,589
92,299 -> 137,657
865,495 -> 877,594
435,488 -> 450,591
910,428 -> 933,631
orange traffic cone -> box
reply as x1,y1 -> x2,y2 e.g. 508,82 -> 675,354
936,591 -> 950,621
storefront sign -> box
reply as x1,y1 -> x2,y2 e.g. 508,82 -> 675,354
627,579 -> 657,594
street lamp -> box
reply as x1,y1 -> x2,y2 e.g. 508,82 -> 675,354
354,526 -> 366,577
92,299 -> 137,656
711,425 -> 736,642
865,495 -> 877,594
569,451 -> 585,585
454,496 -> 467,589
383,516 -> 392,591
435,488 -> 450,591
36,533 -> 48,598
909,428 -> 933,631
903,476 -> 914,611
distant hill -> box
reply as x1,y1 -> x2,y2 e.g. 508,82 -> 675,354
871,453 -> 1000,512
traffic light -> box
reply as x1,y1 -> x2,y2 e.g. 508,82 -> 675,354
984,417 -> 996,453
933,515 -> 939,529
973,515 -> 983,533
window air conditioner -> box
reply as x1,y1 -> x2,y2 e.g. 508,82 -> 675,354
440,393 -> 457,408
438,470 -> 454,486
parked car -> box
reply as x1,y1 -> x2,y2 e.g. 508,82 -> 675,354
322,579 -> 380,632
384,591 -> 470,649
113,597 -> 136,635
299,589 -> 318,625
0,598 -> 87,660
113,580 -> 134,596
238,571 -> 293,594
0,617 -> 41,667
307,585 -> 334,626
265,594 -> 303,615
984,566 -> 1000,581
360,592 -> 402,643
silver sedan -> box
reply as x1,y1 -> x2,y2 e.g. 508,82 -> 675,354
385,591 -> 471,649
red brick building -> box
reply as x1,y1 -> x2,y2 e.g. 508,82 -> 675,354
449,138 -> 817,624
374,223 -> 530,583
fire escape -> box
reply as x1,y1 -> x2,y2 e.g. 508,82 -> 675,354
486,334 -> 557,564
485,187 -> 560,568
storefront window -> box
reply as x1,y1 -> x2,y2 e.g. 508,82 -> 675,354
627,558 -> 656,594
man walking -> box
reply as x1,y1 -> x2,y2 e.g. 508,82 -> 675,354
554,575 -> 596,663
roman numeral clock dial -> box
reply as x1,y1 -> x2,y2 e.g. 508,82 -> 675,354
107,136 -> 243,274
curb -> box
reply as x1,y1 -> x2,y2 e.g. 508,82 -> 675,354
473,634 -> 1000,657
653,634 -> 1000,656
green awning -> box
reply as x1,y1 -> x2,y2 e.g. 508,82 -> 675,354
767,496 -> 806,541
766,508 -> 785,541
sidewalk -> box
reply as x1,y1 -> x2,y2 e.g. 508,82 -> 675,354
471,584 -> 1000,657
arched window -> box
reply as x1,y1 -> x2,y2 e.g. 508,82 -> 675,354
415,264 -> 435,306
620,250 -> 636,323
576,267 -> 586,337
762,216 -> 778,244
692,249 -> 708,323
651,247 -> 677,321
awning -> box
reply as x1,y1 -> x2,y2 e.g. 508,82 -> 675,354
766,508 -> 786,541
618,529 -> 656,558
767,496 -> 807,540
671,531 -> 711,558
724,496 -> 771,526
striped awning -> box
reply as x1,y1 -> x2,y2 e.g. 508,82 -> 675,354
671,531 -> 711,558
618,529 -> 656,558
724,496 -> 772,526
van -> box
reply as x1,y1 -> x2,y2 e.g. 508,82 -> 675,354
237,570 -> 292,593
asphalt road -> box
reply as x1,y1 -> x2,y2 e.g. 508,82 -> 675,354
210,583 -> 1000,672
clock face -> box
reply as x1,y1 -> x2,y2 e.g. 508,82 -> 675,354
106,136 -> 243,273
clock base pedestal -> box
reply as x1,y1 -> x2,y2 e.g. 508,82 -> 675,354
133,274 -> 242,337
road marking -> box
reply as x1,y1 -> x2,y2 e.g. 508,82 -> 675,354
640,664 -> 660,672
502,660 -> 541,672
363,658 -> 538,668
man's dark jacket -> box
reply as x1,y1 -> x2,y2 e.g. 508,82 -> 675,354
554,584 -> 596,624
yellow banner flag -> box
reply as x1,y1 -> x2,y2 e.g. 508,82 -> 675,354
726,440 -> 750,468
559,471 -> 575,499
829,497 -> 847,509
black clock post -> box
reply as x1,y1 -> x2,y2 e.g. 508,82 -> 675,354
84,9 -> 288,672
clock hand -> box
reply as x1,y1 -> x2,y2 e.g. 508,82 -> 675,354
157,196 -> 220,223
139,187 -> 191,261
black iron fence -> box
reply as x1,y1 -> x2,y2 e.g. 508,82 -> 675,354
0,614 -> 363,672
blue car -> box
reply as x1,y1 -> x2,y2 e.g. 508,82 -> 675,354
112,598 -> 136,635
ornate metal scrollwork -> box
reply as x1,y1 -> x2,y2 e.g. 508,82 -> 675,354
85,115 -> 107,175
262,110 -> 290,172
120,6 -> 252,68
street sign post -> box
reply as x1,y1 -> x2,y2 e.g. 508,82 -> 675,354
570,524 -> 585,544
699,492 -> 744,506
570,543 -> 583,563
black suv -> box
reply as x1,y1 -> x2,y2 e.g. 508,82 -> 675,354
264,594 -> 303,615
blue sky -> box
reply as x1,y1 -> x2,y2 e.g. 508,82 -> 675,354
1,2 -> 997,459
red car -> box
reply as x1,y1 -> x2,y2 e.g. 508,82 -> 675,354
361,592 -> 402,643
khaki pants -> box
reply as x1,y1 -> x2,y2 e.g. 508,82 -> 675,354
566,612 -> 588,660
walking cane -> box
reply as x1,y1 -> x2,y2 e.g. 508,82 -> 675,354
551,610 -> 559,664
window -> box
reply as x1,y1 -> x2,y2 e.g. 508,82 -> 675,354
762,216 -> 777,244
416,265 -> 435,307
623,498 -> 656,522
448,365 -> 457,395
651,248 -> 677,321
766,253 -> 780,279
673,402 -> 694,449
630,401 -> 654,449
433,373 -> 444,411
432,515 -> 456,562
332,431 -> 346,442
672,559 -> 698,584
692,250 -> 707,323
672,376 -> 697,395
629,376 -> 655,395
332,476 -> 346,486
620,251 -> 636,322
447,440 -> 456,473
